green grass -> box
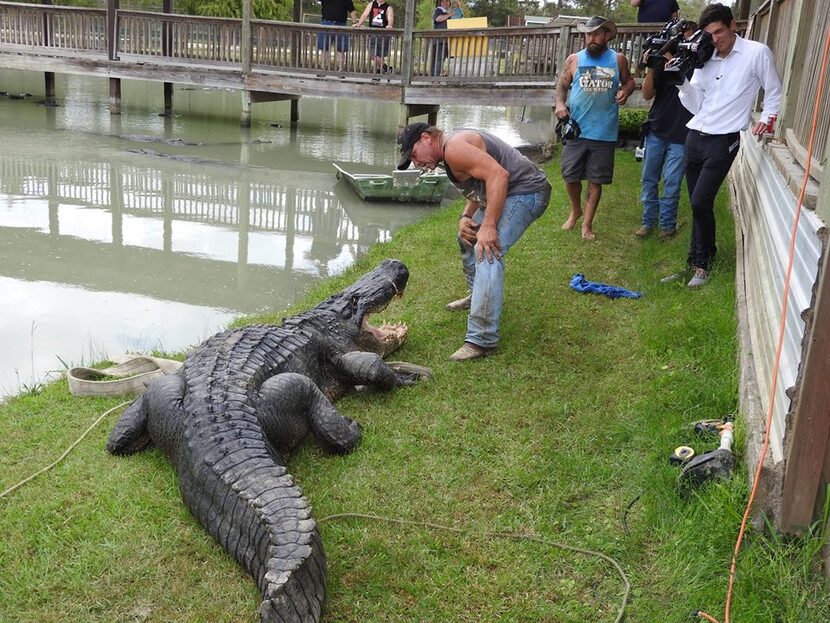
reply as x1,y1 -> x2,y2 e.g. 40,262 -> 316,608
2,150 -> 828,623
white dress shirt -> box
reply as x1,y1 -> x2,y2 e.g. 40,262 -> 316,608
678,34 -> 782,134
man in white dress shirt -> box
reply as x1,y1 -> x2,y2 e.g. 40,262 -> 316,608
677,3 -> 781,287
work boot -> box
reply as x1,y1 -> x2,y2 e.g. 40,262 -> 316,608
445,294 -> 472,311
657,228 -> 677,241
633,226 -> 652,239
449,342 -> 495,361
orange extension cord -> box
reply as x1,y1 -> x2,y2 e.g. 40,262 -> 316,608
696,29 -> 830,623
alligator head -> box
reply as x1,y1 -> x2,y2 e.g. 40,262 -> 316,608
288,258 -> 410,357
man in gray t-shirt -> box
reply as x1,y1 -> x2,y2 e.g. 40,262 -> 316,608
397,122 -> 551,361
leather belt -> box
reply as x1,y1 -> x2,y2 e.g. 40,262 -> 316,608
694,129 -> 739,138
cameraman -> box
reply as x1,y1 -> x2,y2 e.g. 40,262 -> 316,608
677,3 -> 781,287
634,20 -> 697,241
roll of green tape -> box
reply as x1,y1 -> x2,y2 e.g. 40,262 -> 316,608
669,445 -> 695,465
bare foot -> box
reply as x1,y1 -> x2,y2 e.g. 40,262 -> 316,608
582,227 -> 595,240
562,211 -> 582,230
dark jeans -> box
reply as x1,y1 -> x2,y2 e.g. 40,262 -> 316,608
684,130 -> 740,271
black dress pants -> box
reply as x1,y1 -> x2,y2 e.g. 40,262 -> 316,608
684,130 -> 740,270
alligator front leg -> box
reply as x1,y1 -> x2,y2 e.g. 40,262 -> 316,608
335,351 -> 430,389
258,372 -> 363,456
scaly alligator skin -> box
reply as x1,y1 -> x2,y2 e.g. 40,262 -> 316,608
106,259 -> 426,623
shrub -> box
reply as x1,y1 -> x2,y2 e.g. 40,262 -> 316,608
619,107 -> 648,134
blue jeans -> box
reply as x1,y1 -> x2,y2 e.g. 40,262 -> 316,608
317,20 -> 349,52
640,132 -> 686,231
459,186 -> 550,348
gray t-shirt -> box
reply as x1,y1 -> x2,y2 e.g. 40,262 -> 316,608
442,130 -> 549,207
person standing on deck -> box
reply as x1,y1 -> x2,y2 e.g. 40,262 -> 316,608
317,0 -> 356,73
355,0 -> 395,76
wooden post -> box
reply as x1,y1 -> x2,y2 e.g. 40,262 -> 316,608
290,99 -> 299,127
400,0 -> 416,110
290,1 -> 303,127
780,239 -> 830,533
44,72 -> 55,107
43,0 -> 55,106
292,0 -> 301,75
240,0 -> 253,127
107,0 -> 119,61
164,83 -> 173,117
553,24 -> 572,145
556,24 -> 571,77
109,78 -> 121,115
162,0 -> 173,116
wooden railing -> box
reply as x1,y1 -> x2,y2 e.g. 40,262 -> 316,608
0,2 -> 106,52
0,2 -> 760,106
0,2 -> 677,82
411,26 -> 560,81
251,20 -> 405,76
119,11 -> 242,62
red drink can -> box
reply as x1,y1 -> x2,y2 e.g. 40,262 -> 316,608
766,114 -> 777,134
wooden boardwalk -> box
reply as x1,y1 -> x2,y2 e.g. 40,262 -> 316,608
0,1 -> 661,112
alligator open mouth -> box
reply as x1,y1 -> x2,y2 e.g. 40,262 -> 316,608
359,316 -> 409,357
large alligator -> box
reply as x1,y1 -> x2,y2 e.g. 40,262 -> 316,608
106,259 -> 428,622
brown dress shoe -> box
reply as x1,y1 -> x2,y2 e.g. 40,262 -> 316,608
449,342 -> 495,361
445,294 -> 472,311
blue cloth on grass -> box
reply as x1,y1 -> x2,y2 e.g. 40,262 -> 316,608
569,274 -> 643,300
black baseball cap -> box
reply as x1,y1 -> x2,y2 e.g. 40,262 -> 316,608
396,122 -> 432,170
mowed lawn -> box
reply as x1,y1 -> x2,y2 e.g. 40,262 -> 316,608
1,149 -> 828,623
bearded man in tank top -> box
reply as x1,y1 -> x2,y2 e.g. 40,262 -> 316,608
554,16 -> 635,240
397,123 -> 551,361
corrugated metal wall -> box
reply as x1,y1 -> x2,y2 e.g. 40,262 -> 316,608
732,136 -> 825,463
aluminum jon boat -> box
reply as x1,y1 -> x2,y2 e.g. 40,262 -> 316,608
333,163 -> 449,203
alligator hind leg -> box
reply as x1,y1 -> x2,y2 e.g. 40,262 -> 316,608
107,394 -> 151,455
107,374 -> 185,456
258,372 -> 363,456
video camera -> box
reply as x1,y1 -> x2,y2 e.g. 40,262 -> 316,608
555,114 -> 581,144
641,18 -> 690,69
663,28 -> 715,84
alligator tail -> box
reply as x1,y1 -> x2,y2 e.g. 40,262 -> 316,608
180,446 -> 326,623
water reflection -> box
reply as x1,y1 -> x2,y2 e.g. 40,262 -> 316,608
0,124 -> 433,397
0,68 -> 552,397
0,153 -> 423,309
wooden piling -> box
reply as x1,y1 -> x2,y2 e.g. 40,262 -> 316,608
109,78 -> 121,115
44,72 -> 55,106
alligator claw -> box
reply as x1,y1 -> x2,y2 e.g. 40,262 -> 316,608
387,361 -> 432,385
